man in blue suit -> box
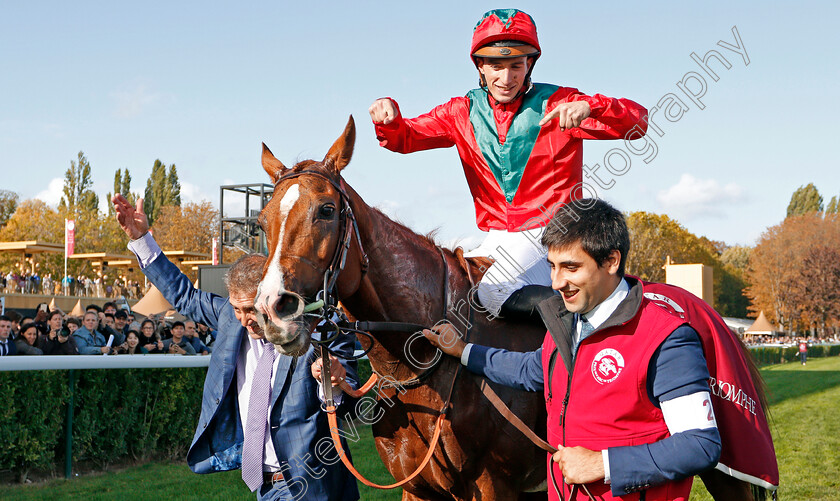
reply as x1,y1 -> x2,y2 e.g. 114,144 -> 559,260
0,315 -> 17,356
113,194 -> 360,501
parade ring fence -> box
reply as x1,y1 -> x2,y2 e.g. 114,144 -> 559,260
0,347 -> 831,482
0,355 -> 375,482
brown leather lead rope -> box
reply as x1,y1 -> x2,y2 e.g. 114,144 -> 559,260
474,365 -> 595,500
324,361 -> 462,489
321,247 -> 463,489
477,378 -> 556,454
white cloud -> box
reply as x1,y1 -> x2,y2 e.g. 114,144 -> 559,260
180,181 -> 216,206
657,174 -> 745,219
35,177 -> 65,207
109,84 -> 164,119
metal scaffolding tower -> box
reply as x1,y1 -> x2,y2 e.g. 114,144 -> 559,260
218,183 -> 274,264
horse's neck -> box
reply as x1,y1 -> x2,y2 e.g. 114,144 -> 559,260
342,184 -> 446,324
340,184 -> 445,373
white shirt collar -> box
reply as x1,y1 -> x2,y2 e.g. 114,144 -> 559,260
578,277 -> 629,332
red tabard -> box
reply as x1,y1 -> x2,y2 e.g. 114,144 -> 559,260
541,297 -> 691,500
640,280 -> 779,490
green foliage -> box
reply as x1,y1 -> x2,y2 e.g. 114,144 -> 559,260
719,245 -> 751,274
143,160 -> 181,226
59,151 -> 99,217
0,189 -> 20,229
0,371 -> 68,480
748,343 -> 840,366
827,195 -> 839,215
107,169 -> 136,215
786,182 -> 823,218
0,368 -> 205,480
166,166 -> 181,207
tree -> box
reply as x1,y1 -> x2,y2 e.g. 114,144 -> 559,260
786,183 -> 823,218
826,195 -> 839,215
0,199 -> 63,243
59,151 -> 99,217
625,211 -> 749,317
0,200 -> 64,277
792,245 -> 840,337
0,189 -> 20,229
720,245 -> 751,275
143,160 -> 181,225
152,201 -> 217,253
107,168 -> 136,215
151,201 -> 218,281
625,212 -> 716,283
166,165 -> 181,207
746,213 -> 840,334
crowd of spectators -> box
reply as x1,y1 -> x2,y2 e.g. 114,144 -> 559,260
2,271 -> 145,299
0,301 -> 215,357
743,334 -> 840,347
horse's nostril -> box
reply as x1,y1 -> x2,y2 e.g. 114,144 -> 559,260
275,293 -> 301,319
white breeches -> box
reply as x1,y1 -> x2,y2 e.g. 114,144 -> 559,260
463,228 -> 551,316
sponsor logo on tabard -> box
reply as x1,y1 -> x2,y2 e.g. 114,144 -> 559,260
644,292 -> 686,319
591,348 -> 625,384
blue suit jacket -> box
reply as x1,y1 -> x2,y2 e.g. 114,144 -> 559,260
73,327 -> 107,355
0,339 -> 17,356
143,253 -> 360,501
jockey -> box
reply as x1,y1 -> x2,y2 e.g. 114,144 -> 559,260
370,9 -> 649,320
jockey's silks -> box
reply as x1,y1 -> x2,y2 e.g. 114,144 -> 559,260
374,85 -> 647,232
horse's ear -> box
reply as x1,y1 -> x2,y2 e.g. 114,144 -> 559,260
323,115 -> 355,174
262,143 -> 287,183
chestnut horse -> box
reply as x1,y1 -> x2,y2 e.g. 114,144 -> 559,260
254,116 -> 547,500
254,117 -> 773,500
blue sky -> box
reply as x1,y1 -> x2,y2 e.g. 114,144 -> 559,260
2,1 -> 838,250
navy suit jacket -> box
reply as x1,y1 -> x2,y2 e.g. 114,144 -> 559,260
142,253 -> 360,500
0,339 -> 16,356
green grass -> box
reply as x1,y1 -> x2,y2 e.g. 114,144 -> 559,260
4,357 -> 840,500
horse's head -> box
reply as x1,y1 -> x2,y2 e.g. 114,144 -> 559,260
254,116 -> 360,356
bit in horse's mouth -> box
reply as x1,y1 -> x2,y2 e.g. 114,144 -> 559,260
264,318 -> 318,357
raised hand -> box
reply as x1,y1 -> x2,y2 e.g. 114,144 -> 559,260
368,98 -> 398,125
111,194 -> 149,240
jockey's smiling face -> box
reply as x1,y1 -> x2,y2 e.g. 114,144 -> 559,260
547,241 -> 622,315
477,56 -> 530,103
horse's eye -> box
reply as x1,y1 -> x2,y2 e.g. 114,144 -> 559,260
318,204 -> 336,219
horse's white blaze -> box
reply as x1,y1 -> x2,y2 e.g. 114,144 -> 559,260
260,184 -> 300,298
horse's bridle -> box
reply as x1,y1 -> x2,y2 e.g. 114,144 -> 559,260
271,168 -> 446,371
272,169 -> 368,312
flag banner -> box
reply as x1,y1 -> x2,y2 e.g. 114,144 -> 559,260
65,219 -> 76,255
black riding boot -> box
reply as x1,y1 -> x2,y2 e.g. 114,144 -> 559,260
499,285 -> 557,324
